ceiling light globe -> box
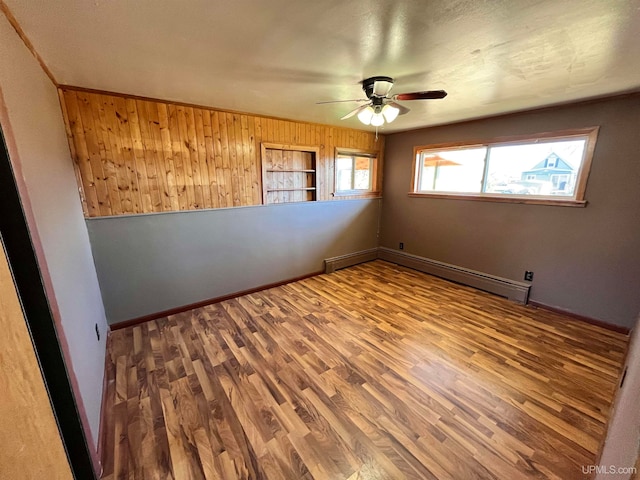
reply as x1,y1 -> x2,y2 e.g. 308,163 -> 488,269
382,104 -> 400,123
370,113 -> 385,127
357,106 -> 374,125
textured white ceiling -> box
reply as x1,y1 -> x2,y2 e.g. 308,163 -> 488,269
6,0 -> 640,132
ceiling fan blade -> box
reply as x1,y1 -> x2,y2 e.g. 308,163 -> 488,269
341,103 -> 370,120
393,90 -> 447,101
386,101 -> 410,115
316,98 -> 368,104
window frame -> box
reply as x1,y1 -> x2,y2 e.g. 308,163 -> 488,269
334,148 -> 380,197
409,127 -> 599,207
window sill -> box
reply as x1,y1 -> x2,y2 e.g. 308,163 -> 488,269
408,192 -> 587,207
333,191 -> 381,198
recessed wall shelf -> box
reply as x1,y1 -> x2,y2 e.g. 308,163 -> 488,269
261,143 -> 319,204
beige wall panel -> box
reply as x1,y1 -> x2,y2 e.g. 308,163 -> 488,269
0,244 -> 72,480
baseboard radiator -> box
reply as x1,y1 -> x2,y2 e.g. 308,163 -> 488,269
377,247 -> 530,303
324,248 -> 379,274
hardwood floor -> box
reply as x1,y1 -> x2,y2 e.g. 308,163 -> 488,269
101,260 -> 628,480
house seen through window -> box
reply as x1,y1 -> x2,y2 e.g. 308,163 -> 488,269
412,127 -> 598,204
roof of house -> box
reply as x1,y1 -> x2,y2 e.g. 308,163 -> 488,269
523,153 -> 574,174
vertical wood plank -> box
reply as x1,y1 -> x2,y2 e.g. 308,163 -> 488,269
185,107 -> 205,209
58,89 -> 90,216
167,104 -> 189,210
273,149 -> 284,203
217,112 -> 233,208
224,113 -> 241,206
116,101 -> 140,215
145,100 -> 172,212
212,111 -> 229,208
255,118 -> 265,205
94,94 -> 127,215
329,128 -> 336,199
262,147 -> 272,205
265,118 -> 274,145
176,106 -> 198,209
201,110 -> 219,209
240,115 -> 254,205
75,91 -> 113,216
247,116 -> 260,205
107,97 -> 136,213
157,103 -> 181,211
292,151 -> 302,203
99,96 -> 126,215
130,99 -> 159,212
193,108 -> 212,209
282,150 -> 292,203
102,93 -> 136,214
61,91 -> 100,216
237,114 -> 251,206
322,126 -> 330,201
111,96 -> 142,214
314,125 -> 323,201
138,99 -> 165,212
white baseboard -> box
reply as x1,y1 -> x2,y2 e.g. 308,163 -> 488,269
377,247 -> 530,303
324,248 -> 379,274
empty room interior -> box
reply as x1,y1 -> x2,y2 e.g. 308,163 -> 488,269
2,1 -> 640,479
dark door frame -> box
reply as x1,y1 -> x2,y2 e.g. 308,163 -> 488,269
0,126 -> 97,479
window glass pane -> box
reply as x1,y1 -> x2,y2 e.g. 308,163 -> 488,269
419,148 -> 486,193
412,128 -> 596,203
483,139 -> 586,197
353,157 -> 372,190
336,156 -> 353,191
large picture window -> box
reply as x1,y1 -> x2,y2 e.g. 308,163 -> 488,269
411,127 -> 598,206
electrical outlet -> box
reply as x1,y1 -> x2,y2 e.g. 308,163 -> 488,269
399,242 -> 404,250
95,323 -> 100,341
524,271 -> 534,281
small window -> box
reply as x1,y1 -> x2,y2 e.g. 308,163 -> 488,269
335,149 -> 378,195
411,127 -> 598,206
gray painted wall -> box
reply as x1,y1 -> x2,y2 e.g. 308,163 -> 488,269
381,95 -> 640,328
0,13 -> 108,447
88,199 -> 380,324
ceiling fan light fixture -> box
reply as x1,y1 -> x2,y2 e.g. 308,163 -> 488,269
372,80 -> 394,97
357,106 -> 375,125
320,76 -> 447,128
370,112 -> 385,127
381,104 -> 400,123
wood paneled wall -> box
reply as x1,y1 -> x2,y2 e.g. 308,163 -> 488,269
59,88 -> 384,218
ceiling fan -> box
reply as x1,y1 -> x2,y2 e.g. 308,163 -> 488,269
317,76 -> 447,127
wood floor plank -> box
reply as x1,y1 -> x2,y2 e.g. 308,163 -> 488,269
103,260 -> 627,479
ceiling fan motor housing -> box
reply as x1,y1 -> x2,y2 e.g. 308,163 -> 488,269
362,76 -> 394,99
